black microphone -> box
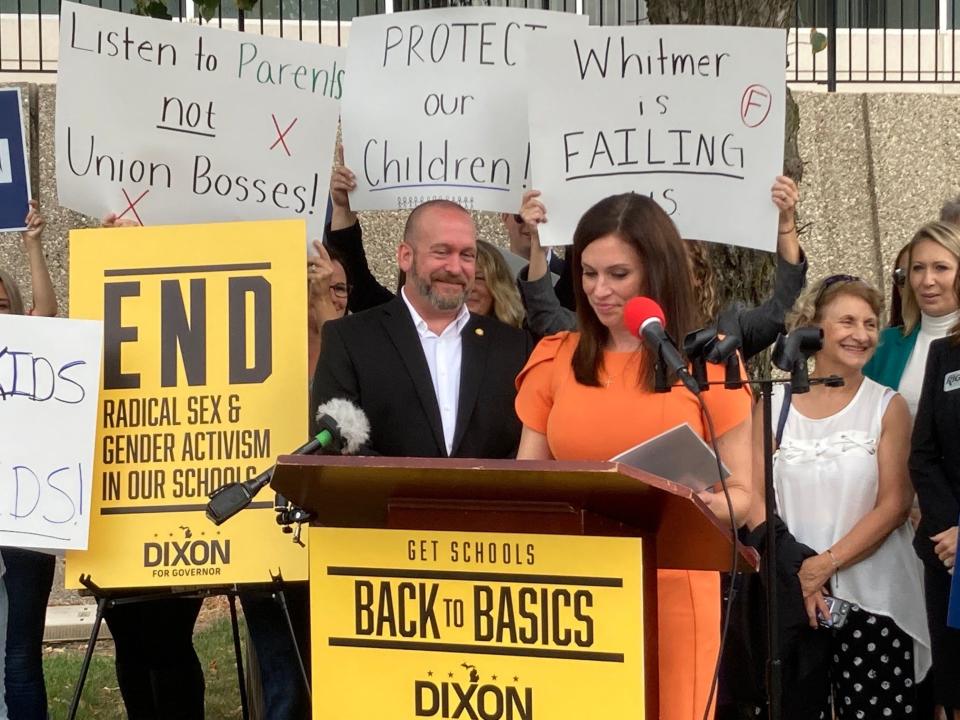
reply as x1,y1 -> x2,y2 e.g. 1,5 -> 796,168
624,296 -> 700,395
205,398 -> 371,526
771,327 -> 824,394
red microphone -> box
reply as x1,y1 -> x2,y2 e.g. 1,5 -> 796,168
624,297 -> 700,395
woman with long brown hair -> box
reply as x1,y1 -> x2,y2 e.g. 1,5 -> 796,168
515,192 -> 753,720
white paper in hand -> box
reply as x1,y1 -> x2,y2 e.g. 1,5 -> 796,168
610,423 -> 728,492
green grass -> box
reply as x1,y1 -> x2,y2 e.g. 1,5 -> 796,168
45,617 -> 246,720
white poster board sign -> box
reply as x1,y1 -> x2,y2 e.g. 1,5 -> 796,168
0,315 -> 102,550
342,7 -> 586,214
528,26 -> 786,250
56,2 -> 344,238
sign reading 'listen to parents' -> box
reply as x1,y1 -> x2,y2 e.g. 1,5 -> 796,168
529,26 -> 786,250
56,2 -> 343,237
342,7 -> 586,214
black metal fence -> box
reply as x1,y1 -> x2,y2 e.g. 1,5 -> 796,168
2,0 -> 958,86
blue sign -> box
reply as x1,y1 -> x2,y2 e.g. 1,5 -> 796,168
0,88 -> 30,232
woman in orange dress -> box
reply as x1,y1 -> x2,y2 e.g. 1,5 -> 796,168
514,192 -> 753,720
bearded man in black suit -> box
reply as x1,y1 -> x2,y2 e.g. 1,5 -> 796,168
311,199 -> 532,459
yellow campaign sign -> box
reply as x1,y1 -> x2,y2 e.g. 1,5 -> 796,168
310,528 -> 646,719
66,220 -> 308,589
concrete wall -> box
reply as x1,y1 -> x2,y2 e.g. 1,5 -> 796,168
796,90 -> 960,305
2,85 -> 959,315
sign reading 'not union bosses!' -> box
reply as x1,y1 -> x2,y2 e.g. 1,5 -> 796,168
309,528 -> 646,719
56,2 -> 343,239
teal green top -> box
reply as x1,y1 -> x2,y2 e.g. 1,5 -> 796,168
863,325 -> 920,390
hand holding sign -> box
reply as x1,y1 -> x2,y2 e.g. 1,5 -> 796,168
22,200 -> 44,244
101,212 -> 141,228
771,175 -> 802,264
329,158 -> 358,232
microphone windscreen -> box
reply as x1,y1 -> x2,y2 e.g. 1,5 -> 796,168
623,296 -> 665,338
315,398 -> 372,454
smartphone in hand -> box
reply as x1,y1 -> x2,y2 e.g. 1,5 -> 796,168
817,595 -> 853,629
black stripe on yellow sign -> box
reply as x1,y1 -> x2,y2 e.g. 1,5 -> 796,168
101,501 -> 274,514
326,567 -> 623,587
328,638 -> 624,662
104,262 -> 272,277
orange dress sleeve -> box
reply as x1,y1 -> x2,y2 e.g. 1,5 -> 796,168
514,331 -> 574,434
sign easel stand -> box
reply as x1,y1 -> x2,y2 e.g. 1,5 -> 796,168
66,575 -> 251,720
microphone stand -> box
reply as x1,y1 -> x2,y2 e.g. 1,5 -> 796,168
683,325 -> 841,720
759,378 -> 782,720
754,369 -> 843,720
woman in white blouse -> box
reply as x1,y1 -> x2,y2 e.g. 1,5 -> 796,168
749,275 -> 931,718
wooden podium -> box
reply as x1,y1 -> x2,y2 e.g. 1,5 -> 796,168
272,455 -> 757,720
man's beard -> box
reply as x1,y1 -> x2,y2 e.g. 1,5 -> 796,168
412,257 -> 469,311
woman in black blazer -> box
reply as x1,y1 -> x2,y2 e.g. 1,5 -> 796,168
910,333 -> 960,719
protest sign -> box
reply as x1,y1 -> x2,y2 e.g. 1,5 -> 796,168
342,7 -> 586,214
528,26 -> 786,250
66,219 -> 308,589
56,2 -> 343,239
0,314 -> 101,550
0,88 -> 31,232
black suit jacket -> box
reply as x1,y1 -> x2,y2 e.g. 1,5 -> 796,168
311,296 -> 533,459
909,336 -> 960,568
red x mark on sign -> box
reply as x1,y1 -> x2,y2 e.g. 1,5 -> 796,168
270,114 -> 298,156
118,188 -> 149,226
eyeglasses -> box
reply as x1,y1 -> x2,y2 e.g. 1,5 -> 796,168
892,266 -> 907,288
330,283 -> 351,298
815,274 -> 860,306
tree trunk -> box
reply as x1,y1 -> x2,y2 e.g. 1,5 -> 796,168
648,0 -> 801,371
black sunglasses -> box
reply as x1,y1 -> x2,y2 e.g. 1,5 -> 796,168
892,266 -> 907,288
815,274 -> 861,306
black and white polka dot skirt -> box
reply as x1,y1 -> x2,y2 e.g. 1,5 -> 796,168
816,605 -> 919,719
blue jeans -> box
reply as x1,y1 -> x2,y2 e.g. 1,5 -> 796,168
240,584 -> 311,720
0,548 -> 55,720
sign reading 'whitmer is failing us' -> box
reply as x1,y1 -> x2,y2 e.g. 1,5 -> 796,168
342,7 -> 586,214
56,2 -> 343,237
528,26 -> 786,250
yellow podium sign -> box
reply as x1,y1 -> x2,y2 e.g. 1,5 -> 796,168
310,527 -> 646,719
66,220 -> 308,589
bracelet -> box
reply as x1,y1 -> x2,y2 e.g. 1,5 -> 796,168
826,548 -> 841,571
778,225 -> 796,235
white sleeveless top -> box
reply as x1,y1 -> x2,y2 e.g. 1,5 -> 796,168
772,378 -> 931,680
